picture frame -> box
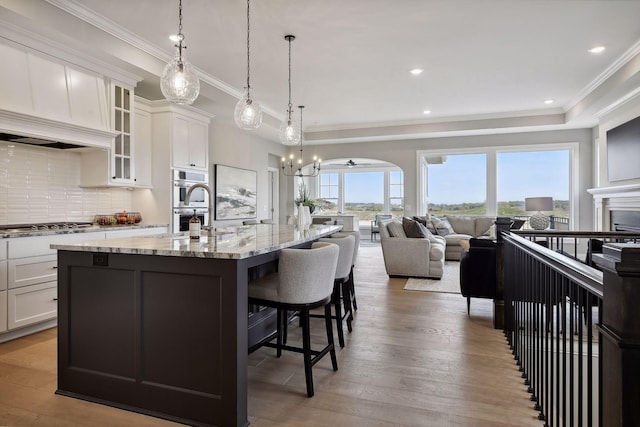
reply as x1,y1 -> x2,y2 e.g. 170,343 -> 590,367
214,164 -> 257,220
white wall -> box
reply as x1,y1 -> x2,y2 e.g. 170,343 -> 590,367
291,128 -> 595,229
209,122 -> 287,225
0,141 -> 133,224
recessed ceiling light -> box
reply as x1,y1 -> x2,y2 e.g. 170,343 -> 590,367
423,110 -> 432,115
410,68 -> 424,75
588,46 -> 606,54
544,99 -> 554,105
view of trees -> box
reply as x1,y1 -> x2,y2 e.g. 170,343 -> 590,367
429,200 -> 570,217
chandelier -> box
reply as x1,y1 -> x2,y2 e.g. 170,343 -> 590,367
279,35 -> 300,145
234,0 -> 263,130
160,0 -> 200,105
281,106 -> 321,177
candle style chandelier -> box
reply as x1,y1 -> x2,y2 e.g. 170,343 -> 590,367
281,106 -> 321,177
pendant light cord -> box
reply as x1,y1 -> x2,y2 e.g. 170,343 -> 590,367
287,37 -> 293,119
246,0 -> 251,93
176,0 -> 184,61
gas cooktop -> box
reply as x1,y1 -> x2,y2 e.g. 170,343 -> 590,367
0,222 -> 94,233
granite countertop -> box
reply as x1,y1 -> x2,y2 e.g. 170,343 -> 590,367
51,224 -> 342,259
0,224 -> 169,239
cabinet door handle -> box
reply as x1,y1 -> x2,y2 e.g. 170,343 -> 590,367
53,297 -> 58,301
52,266 -> 58,270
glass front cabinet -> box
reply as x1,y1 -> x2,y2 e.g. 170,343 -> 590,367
111,83 -> 134,183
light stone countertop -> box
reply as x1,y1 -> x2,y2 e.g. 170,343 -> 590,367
51,223 -> 342,259
0,224 -> 169,239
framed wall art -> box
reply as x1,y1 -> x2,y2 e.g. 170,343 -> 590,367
214,164 -> 257,220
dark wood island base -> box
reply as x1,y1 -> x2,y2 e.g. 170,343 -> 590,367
53,224 -> 340,427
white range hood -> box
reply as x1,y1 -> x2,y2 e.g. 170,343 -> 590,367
0,39 -> 117,149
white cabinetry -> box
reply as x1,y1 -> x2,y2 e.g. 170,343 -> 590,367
80,85 -> 151,188
151,102 -> 212,171
0,226 -> 167,341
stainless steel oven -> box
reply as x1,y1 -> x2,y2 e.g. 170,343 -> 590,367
173,207 -> 209,233
173,169 -> 209,208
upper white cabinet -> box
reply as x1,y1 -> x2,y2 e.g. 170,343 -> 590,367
170,112 -> 209,170
80,90 -> 152,188
151,102 -> 211,171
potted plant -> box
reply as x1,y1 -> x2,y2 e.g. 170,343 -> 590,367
294,182 -> 316,214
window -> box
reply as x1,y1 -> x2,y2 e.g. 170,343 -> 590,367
427,153 -> 487,216
419,144 -> 576,229
344,171 -> 384,220
315,167 -> 404,226
318,172 -> 339,214
389,170 -> 404,217
497,150 -> 570,219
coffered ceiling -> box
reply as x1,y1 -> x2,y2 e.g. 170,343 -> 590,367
1,0 -> 640,144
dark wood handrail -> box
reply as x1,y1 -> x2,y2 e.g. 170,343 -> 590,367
501,231 -> 603,297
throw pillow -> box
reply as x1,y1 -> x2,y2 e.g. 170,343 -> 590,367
431,216 -> 455,236
413,215 -> 437,234
402,217 -> 427,238
386,221 -> 406,238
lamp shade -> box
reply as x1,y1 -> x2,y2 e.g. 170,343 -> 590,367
525,197 -> 553,212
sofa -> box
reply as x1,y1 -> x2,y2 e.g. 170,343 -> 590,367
414,215 -> 496,261
378,218 -> 446,279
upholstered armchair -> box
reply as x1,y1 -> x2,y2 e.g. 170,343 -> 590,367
379,219 -> 445,279
459,238 -> 497,314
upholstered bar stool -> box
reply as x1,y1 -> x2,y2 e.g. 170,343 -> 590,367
330,230 -> 360,313
312,234 -> 355,348
247,242 -> 339,397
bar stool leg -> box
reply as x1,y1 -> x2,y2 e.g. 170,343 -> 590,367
341,280 -> 353,333
301,309 -> 314,397
350,268 -> 357,311
325,304 -> 338,371
276,309 -> 283,358
332,282 -> 345,348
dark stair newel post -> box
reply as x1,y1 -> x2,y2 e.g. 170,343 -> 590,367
592,243 -> 640,426
493,216 -> 512,330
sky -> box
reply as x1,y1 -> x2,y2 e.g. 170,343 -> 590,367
334,150 -> 570,204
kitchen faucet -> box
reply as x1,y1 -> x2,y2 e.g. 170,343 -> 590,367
184,183 -> 213,234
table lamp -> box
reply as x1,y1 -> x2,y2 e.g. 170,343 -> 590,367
525,197 -> 553,230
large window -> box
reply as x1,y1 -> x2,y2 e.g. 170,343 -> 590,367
316,167 -> 404,225
427,153 -> 487,216
420,144 -> 575,228
497,150 -> 570,218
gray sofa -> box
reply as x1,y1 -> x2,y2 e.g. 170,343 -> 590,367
378,219 -> 446,278
413,215 -> 496,261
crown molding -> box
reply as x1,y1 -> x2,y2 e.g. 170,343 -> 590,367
594,86 -> 640,120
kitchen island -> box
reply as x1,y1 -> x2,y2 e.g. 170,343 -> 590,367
52,223 -> 341,427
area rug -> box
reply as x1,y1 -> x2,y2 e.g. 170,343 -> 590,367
403,261 -> 460,294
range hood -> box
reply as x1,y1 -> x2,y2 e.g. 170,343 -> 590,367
0,132 -> 86,149
0,42 -> 119,150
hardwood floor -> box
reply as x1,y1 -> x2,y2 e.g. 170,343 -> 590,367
0,242 -> 543,427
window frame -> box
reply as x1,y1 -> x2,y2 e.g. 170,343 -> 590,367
417,142 -> 579,229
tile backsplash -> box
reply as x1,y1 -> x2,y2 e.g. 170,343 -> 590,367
0,141 -> 132,224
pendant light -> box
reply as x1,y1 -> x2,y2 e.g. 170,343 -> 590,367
281,106 -> 321,177
160,0 -> 200,105
234,0 -> 263,130
279,35 -> 300,145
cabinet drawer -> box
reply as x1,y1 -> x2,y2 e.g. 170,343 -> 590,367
7,231 -> 104,259
8,281 -> 57,330
8,255 -> 57,289
0,240 -> 6,260
0,291 -> 6,333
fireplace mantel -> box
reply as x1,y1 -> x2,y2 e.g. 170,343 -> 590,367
587,183 -> 640,230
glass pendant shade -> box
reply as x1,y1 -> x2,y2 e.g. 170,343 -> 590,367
279,114 -> 300,145
234,88 -> 263,130
161,48 -> 200,105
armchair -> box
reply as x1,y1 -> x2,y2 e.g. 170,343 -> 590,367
379,219 -> 445,278
459,238 -> 497,314
370,214 -> 392,241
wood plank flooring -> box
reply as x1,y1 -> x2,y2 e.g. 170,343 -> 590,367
0,241 -> 543,426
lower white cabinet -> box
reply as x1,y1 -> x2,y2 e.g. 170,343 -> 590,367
0,291 -> 6,333
7,281 -> 57,330
8,255 -> 57,289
